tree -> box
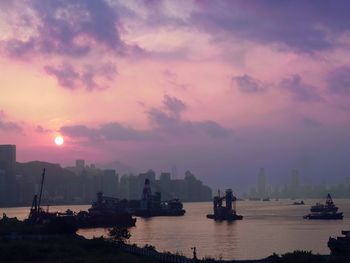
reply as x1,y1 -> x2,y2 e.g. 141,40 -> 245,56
108,227 -> 131,244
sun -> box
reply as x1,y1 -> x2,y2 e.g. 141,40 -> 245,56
54,135 -> 64,146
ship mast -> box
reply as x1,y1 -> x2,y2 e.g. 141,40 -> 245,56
38,168 -> 46,210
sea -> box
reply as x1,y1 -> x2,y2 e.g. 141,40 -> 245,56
2,199 -> 350,260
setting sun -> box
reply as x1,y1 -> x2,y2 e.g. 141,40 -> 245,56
54,135 -> 64,146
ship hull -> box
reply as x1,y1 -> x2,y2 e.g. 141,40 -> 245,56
76,213 -> 136,228
303,213 -> 343,220
135,209 -> 186,217
206,214 -> 243,221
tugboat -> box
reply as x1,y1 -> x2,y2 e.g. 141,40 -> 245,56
328,230 -> 350,256
75,192 -> 136,228
207,189 -> 243,221
134,179 -> 186,217
303,194 -> 343,220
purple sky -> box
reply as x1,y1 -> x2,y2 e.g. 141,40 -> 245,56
1,0 -> 350,190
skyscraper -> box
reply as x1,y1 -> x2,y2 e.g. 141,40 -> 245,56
257,168 -> 266,199
290,169 -> 300,198
0,144 -> 17,205
0,144 -> 16,174
102,169 -> 119,197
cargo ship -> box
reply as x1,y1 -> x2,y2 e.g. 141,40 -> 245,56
75,192 -> 136,228
207,189 -> 243,221
78,178 -> 185,220
303,194 -> 343,220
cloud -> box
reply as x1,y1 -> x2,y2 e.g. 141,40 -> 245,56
0,110 -> 22,132
163,95 -> 187,118
148,96 -> 229,138
61,95 -> 230,142
301,117 -> 323,128
327,66 -> 350,95
0,0 -> 131,91
44,64 -> 80,89
35,125 -> 52,134
60,122 -> 153,142
232,74 -> 265,93
44,62 -> 117,90
190,0 -> 350,53
162,70 -> 190,90
280,74 -> 321,101
2,0 -> 127,58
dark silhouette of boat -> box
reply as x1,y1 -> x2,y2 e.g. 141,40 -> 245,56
303,194 -> 343,220
26,168 -> 77,234
207,189 -> 243,221
293,200 -> 305,205
134,179 -> 186,217
77,179 -> 185,222
75,192 -> 136,228
328,230 -> 350,256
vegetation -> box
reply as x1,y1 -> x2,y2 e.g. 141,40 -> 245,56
108,226 -> 131,244
0,237 -> 160,262
267,250 -> 350,263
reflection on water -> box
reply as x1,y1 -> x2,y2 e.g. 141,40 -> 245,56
2,199 -> 350,260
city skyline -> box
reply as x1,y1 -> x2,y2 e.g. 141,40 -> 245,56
1,1 -> 350,189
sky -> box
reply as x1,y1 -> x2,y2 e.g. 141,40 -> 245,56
1,0 -> 350,190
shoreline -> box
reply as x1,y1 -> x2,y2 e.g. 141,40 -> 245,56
0,234 -> 335,263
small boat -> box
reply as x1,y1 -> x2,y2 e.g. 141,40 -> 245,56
293,200 -> 305,205
303,194 -> 343,220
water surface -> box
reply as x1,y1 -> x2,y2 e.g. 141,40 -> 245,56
2,199 -> 350,260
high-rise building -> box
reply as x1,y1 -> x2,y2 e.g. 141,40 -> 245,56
0,144 -> 17,205
257,168 -> 266,198
0,144 -> 16,174
290,169 -> 300,198
102,169 -> 119,197
171,165 -> 178,179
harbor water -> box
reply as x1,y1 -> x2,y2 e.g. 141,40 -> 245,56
2,199 -> 350,260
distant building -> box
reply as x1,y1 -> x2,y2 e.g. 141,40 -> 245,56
171,165 -> 178,179
102,169 -> 119,198
290,169 -> 300,198
0,144 -> 16,173
257,168 -> 266,199
76,160 -> 85,169
0,145 -> 17,205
